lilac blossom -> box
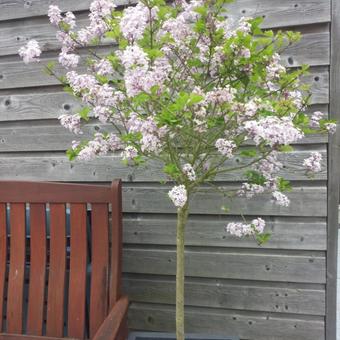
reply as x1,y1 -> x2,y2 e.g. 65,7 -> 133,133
58,51 -> 79,69
168,185 -> 188,208
215,139 -> 236,158
303,151 -> 322,173
121,146 -> 138,160
59,114 -> 82,134
120,3 -> 151,42
272,191 -> 290,207
183,164 -> 196,181
244,116 -> 304,146
226,217 -> 265,237
64,11 -> 76,29
237,183 -> 265,198
18,40 -> 41,64
310,111 -> 323,128
325,122 -> 337,134
48,5 -> 62,26
95,59 -> 113,76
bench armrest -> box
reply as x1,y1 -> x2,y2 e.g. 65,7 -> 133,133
93,296 -> 129,340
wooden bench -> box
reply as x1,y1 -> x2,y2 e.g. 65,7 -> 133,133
0,180 -> 128,340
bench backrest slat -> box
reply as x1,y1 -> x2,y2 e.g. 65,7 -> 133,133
0,180 -> 122,339
27,203 -> 47,336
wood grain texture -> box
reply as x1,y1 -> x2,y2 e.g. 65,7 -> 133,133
123,275 -> 325,315
0,0 -> 330,28
0,204 -> 6,332
27,203 -> 46,336
0,90 -> 81,122
123,247 -> 326,283
326,0 -> 340,337
0,124 -> 327,152
122,185 -> 327,216
46,203 -> 66,338
123,216 -> 327,250
0,92 -> 328,123
0,15 -> 329,66
0,149 -> 327,182
0,60 -> 329,103
90,203 -> 109,338
7,203 -> 26,334
128,303 -> 325,340
68,203 -> 87,339
0,181 -> 112,203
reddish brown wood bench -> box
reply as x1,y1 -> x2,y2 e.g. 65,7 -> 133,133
0,180 -> 128,340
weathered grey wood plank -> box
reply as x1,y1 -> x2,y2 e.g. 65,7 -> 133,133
0,0 -> 330,29
326,0 -> 340,338
0,90 -> 81,121
0,57 -> 328,103
123,247 -> 326,283
0,13 -> 329,66
0,89 -> 328,122
122,186 -> 327,216
0,122 -> 328,152
128,303 -> 325,340
123,276 -> 325,315
0,149 -> 327,182
123,216 -> 327,250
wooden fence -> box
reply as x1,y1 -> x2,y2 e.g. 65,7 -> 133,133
0,0 -> 338,339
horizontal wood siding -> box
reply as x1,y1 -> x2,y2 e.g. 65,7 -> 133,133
0,1 -> 331,339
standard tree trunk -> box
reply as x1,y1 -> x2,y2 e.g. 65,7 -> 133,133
176,203 -> 189,340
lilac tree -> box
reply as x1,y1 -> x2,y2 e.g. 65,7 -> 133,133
19,0 -> 335,338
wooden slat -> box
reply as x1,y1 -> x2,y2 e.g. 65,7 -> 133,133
0,59 -> 329,102
326,0 -> 340,337
0,149 -> 327,182
123,248 -> 326,283
128,303 -> 325,340
0,335 -> 77,340
0,181 -> 112,203
0,204 -> 6,332
0,90 -> 81,122
110,181 -> 123,308
89,203 -> 109,338
0,0 -> 330,27
68,203 -> 87,339
0,124 -> 328,153
122,186 -> 327,217
7,203 -> 26,334
123,216 -> 327,250
46,204 -> 66,338
123,276 -> 325,316
27,203 -> 46,336
0,93 -> 328,123
0,15 -> 329,65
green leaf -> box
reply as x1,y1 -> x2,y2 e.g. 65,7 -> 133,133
240,149 -> 257,157
278,145 -> 294,152
163,163 -> 180,178
256,232 -> 271,245
245,170 -> 266,185
66,148 -> 77,161
277,177 -> 292,192
78,107 -> 91,121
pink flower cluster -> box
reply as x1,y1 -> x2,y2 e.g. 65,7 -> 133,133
215,139 -> 236,158
244,116 -> 303,146
168,185 -> 188,207
303,151 -> 322,173
226,217 -> 265,237
77,133 -> 122,160
18,40 -> 41,64
183,164 -> 196,181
